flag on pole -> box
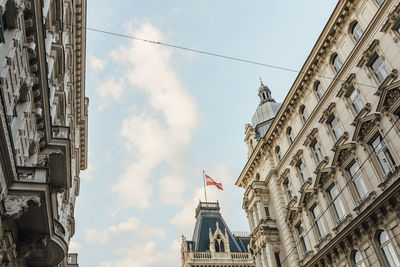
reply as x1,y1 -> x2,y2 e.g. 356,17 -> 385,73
205,174 -> 223,190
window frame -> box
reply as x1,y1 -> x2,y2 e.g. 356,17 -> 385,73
369,54 -> 389,84
327,115 -> 343,141
295,221 -> 310,257
350,21 -> 364,42
375,230 -> 400,267
326,183 -> 347,222
275,146 -> 282,163
300,105 -> 309,123
310,204 -> 327,240
315,81 -> 325,100
332,53 -> 343,73
296,160 -> 308,184
287,127 -> 295,144
347,88 -> 364,116
311,139 -> 324,165
283,178 -> 294,202
345,160 -> 370,202
369,133 -> 397,178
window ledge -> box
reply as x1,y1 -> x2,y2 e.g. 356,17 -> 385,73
332,214 -> 353,234
353,191 -> 377,214
299,177 -> 313,193
286,196 -> 298,210
350,103 -> 372,126
378,165 -> 400,190
299,250 -> 315,266
314,233 -> 332,251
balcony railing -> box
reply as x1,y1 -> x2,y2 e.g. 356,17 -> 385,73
193,252 -> 212,259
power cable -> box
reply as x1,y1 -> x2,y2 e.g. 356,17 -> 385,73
75,24 -> 377,89
280,115 -> 400,265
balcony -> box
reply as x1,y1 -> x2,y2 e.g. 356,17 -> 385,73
46,125 -> 72,191
186,251 -> 253,264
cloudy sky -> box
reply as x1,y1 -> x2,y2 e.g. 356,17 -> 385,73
72,1 -> 338,266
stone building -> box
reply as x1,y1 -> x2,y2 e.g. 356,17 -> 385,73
181,201 -> 255,267
236,0 -> 400,266
0,0 -> 87,266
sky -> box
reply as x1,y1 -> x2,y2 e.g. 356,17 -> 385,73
71,1 -> 338,266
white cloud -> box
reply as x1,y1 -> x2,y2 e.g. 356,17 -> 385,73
69,240 -> 83,253
96,78 -> 125,110
85,217 -> 165,245
99,239 -> 180,267
110,22 -> 198,208
88,54 -> 106,72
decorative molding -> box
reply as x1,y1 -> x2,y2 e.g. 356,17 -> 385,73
303,128 -> 319,146
36,148 -> 63,167
337,73 -> 356,97
352,113 -> 381,142
318,103 -> 337,123
314,167 -> 335,189
381,2 -> 400,32
332,142 -> 357,167
4,195 -> 41,218
356,39 -> 380,67
289,149 -> 304,166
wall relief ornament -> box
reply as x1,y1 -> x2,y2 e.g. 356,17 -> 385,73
4,195 -> 41,218
353,113 -> 381,142
36,148 -> 63,167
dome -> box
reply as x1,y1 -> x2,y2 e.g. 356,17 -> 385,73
251,80 -> 281,140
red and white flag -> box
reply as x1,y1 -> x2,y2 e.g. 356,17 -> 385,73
205,174 -> 223,190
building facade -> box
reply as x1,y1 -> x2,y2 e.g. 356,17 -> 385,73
0,0 -> 87,266
236,0 -> 400,266
181,202 -> 255,267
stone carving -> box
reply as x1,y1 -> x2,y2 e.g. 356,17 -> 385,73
17,236 -> 48,259
36,148 -> 63,167
336,147 -> 353,167
17,172 -> 34,181
4,195 -> 41,218
383,88 -> 400,111
358,120 -> 375,141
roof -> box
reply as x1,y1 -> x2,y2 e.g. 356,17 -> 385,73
189,202 -> 250,252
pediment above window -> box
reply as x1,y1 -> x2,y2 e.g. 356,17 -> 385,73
337,73 -> 356,97
318,102 -> 336,123
314,167 -> 335,189
377,80 -> 400,113
278,168 -> 290,183
356,39 -> 380,67
352,113 -> 381,142
285,207 -> 301,226
299,189 -> 317,208
381,2 -> 400,32
332,142 -> 357,167
289,149 -> 303,166
303,128 -> 318,146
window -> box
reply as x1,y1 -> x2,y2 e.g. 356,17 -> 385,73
297,160 -> 307,183
378,230 -> 400,267
300,105 -> 309,122
328,116 -> 343,140
327,184 -> 346,221
311,140 -> 323,164
351,22 -> 364,42
348,89 -> 364,115
315,81 -> 325,99
376,0 -> 384,6
370,55 -> 389,84
311,205 -> 327,239
296,222 -> 309,256
214,235 -> 225,252
276,146 -> 282,162
352,250 -> 366,267
264,206 -> 270,219
332,54 -> 343,73
283,179 -> 293,201
287,127 -> 294,144
347,161 -> 369,200
370,134 -> 396,177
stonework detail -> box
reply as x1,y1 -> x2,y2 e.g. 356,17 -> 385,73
4,195 -> 41,218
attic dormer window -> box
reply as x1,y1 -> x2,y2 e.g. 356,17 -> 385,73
215,235 -> 225,252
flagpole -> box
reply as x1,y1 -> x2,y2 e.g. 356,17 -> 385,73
203,170 -> 208,203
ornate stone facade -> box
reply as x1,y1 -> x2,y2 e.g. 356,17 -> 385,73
0,0 -> 87,266
236,0 -> 400,266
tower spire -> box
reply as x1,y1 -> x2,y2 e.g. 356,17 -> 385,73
257,78 -> 275,105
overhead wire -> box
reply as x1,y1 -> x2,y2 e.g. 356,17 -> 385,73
76,24 -> 378,89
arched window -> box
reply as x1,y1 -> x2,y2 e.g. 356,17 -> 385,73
287,127 -> 294,144
351,21 -> 364,42
255,173 -> 260,181
215,240 -> 220,252
300,105 -> 309,122
315,81 -> 325,99
332,53 -> 343,73
275,146 -> 282,162
352,250 -> 366,267
378,230 -> 400,267
215,235 -> 225,252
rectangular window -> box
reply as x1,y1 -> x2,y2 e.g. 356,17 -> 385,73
283,180 -> 293,201
348,89 -> 364,115
370,56 -> 389,84
316,83 -> 325,99
297,160 -> 307,183
311,205 -> 327,239
327,184 -> 346,221
347,161 -> 369,200
296,222 -> 309,256
311,140 -> 323,164
264,206 -> 270,219
370,134 -> 396,177
328,116 -> 342,140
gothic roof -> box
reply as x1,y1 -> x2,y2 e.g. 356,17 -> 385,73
189,202 -> 250,253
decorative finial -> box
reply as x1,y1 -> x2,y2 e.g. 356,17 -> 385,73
259,76 -> 264,85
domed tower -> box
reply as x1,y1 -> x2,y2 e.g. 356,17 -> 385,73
245,80 -> 281,157
252,80 -> 281,140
